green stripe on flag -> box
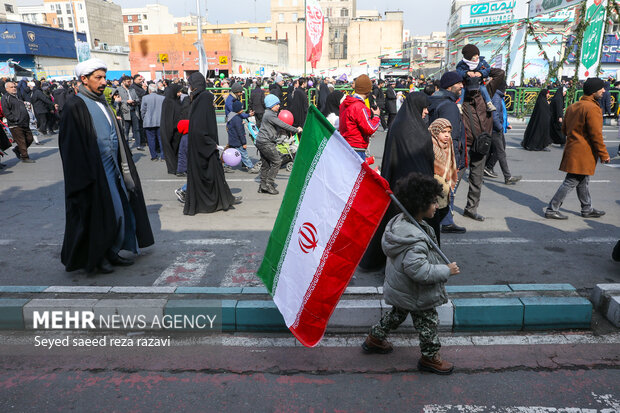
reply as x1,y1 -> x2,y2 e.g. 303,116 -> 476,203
257,106 -> 336,293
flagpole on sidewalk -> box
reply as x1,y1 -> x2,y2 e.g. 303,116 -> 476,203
304,0 -> 307,76
388,193 -> 452,265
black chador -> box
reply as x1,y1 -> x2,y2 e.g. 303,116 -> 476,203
521,89 -> 552,151
160,84 -> 184,174
183,73 -> 237,215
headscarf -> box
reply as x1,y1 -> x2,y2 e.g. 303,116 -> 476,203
429,118 -> 458,190
321,90 -> 344,117
380,91 -> 434,184
188,72 -> 207,100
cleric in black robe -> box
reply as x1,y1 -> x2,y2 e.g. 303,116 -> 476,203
549,87 -> 566,145
521,89 -> 552,151
183,72 -> 240,215
160,84 -> 184,174
359,92 -> 438,270
58,59 -> 154,274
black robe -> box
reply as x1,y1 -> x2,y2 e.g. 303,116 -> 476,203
58,96 -> 154,272
549,90 -> 566,145
521,89 -> 552,151
289,86 -> 309,128
321,90 -> 344,117
160,84 -> 184,174
183,73 -> 236,215
359,92 -> 439,271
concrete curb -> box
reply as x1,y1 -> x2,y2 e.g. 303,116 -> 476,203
0,284 -> 594,333
591,283 -> 620,328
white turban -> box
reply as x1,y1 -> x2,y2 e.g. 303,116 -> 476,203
74,58 -> 107,78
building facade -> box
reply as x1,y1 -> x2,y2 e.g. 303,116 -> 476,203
179,21 -> 274,41
122,4 -> 176,41
42,0 -> 127,49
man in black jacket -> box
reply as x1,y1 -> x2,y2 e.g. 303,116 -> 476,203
31,80 -> 56,135
269,74 -> 284,102
249,80 -> 265,128
373,79 -> 387,130
1,81 -> 35,163
130,74 -> 147,149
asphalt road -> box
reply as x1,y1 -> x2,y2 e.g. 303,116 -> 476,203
0,122 -> 618,291
1,331 -> 619,412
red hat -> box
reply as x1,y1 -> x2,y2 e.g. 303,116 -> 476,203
177,119 -> 189,135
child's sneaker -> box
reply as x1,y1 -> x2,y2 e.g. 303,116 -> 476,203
174,188 -> 186,203
486,102 -> 497,112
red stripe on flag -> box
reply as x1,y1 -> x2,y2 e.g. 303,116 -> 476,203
289,164 -> 391,347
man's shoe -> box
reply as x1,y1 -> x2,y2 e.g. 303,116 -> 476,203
106,251 -> 135,266
541,147 -> 551,152
247,166 -> 260,174
12,147 -> 20,159
581,209 -> 605,218
545,210 -> 568,220
96,258 -> 114,274
441,224 -> 466,234
258,185 -> 278,195
135,146 -> 145,151
223,165 -> 233,173
21,158 -> 35,163
418,354 -> 454,375
484,168 -> 498,178
151,157 -> 159,161
463,210 -> 485,221
504,175 -> 522,185
233,196 -> 243,205
174,188 -> 186,203
0,163 -> 6,169
176,172 -> 187,177
486,102 -> 497,112
361,334 -> 393,354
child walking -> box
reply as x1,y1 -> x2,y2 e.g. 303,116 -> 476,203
456,44 -> 496,112
227,100 -> 259,173
362,172 -> 460,375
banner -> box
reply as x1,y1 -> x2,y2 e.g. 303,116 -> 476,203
305,0 -> 324,69
579,0 -> 608,79
529,0 -> 579,18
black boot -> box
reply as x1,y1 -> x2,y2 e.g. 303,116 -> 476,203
106,251 -> 135,266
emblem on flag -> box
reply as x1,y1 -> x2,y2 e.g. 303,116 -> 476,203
298,223 -> 319,254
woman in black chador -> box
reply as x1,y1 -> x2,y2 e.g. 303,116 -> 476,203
183,73 -> 241,215
359,92 -> 438,271
521,89 -> 552,151
160,83 -> 184,174
549,87 -> 566,146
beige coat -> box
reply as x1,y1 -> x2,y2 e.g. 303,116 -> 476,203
560,95 -> 609,176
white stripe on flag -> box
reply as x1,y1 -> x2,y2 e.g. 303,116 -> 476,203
273,132 -> 362,327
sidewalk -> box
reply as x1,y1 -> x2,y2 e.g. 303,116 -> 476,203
2,283 -> 617,335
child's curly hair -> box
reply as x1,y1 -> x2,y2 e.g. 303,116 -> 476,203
394,172 -> 443,216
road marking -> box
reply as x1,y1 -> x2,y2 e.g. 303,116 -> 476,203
143,179 -> 263,183
514,179 -> 610,183
0,239 -> 13,246
604,164 -> 620,168
220,251 -> 263,287
181,239 -> 250,246
152,250 -> 215,286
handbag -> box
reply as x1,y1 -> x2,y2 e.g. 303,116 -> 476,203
463,102 -> 492,156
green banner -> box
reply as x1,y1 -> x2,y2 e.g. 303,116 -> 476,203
579,0 -> 608,78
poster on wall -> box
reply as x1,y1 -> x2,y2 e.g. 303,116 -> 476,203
529,0 -> 579,18
76,41 -> 91,63
578,0 -> 608,79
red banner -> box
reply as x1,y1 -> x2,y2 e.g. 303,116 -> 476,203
305,0 -> 324,69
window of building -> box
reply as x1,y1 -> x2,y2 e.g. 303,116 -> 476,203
5,4 -> 14,13
66,3 -> 71,14
292,13 -> 297,21
144,25 -> 148,30
143,14 -> 147,20
137,14 -> 142,21
127,15 -> 132,22
80,17 -> 84,23
326,8 -> 331,17
279,13 -> 284,22
249,27 -> 258,34
340,8 -> 348,17
78,3 -> 82,10
265,36 -> 272,40
264,27 -> 271,33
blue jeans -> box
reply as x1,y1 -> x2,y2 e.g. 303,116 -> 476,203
440,191 -> 456,226
124,110 -> 140,148
231,146 -> 253,168
145,127 -> 164,160
177,134 -> 188,174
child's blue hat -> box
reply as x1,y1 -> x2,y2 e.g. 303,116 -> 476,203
265,94 -> 280,108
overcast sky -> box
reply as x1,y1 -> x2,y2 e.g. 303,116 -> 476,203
15,0 -> 450,36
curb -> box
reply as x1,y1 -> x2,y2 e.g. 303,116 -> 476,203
0,284 -> 593,333
591,283 -> 620,328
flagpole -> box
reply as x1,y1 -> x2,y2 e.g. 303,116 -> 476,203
388,193 -> 451,265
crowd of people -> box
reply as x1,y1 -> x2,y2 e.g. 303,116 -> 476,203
0,45 -> 617,373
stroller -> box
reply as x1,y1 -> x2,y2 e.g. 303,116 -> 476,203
246,119 -> 299,172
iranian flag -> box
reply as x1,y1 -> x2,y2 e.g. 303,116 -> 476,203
257,106 -> 391,347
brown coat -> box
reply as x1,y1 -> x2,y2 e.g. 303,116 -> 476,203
559,95 -> 609,176
462,68 -> 505,147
